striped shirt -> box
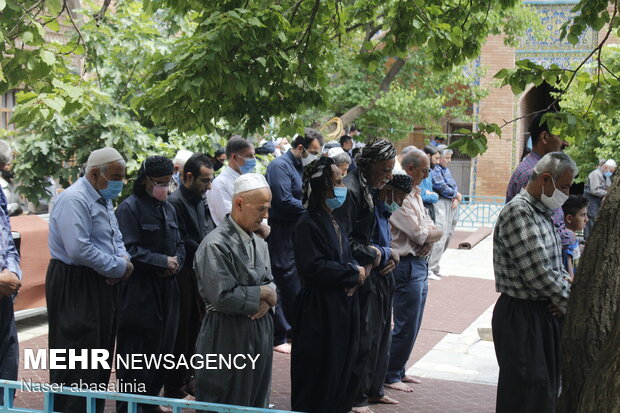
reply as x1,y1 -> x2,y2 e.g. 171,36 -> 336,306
493,189 -> 570,312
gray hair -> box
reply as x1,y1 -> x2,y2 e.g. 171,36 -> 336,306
530,152 -> 578,182
84,159 -> 126,175
436,144 -> 453,157
0,140 -> 13,166
400,145 -> 417,156
401,149 -> 427,169
332,152 -> 351,167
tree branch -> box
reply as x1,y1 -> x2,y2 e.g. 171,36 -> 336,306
93,0 -> 112,25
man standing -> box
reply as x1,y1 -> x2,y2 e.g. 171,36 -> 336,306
505,111 -> 576,250
584,159 -> 616,239
428,146 -> 461,279
194,174 -> 277,408
170,149 -> 194,193
165,153 -> 215,398
0,140 -> 21,393
385,150 -> 443,392
47,147 -> 133,413
333,139 -> 396,413
266,128 -> 322,354
340,134 -> 356,173
206,136 -> 256,226
493,152 -> 576,413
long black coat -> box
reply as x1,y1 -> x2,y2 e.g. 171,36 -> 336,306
291,209 -> 361,413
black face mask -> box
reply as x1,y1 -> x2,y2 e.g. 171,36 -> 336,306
1,170 -> 14,182
212,160 -> 224,171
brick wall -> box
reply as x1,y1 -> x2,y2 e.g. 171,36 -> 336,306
476,35 -> 516,197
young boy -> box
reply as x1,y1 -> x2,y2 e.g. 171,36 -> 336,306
562,195 -> 589,281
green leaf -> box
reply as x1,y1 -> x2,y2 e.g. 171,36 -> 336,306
0,0 -> 6,11
256,57 -> 266,67
22,31 -> 34,44
43,96 -> 65,112
47,19 -> 60,32
47,0 -> 62,15
40,50 -> 56,65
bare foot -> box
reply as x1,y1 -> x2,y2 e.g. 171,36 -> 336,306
384,381 -> 414,392
274,343 -> 292,354
402,375 -> 422,384
368,396 -> 399,404
351,406 -> 374,413
182,394 -> 195,401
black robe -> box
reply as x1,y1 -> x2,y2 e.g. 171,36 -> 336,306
291,209 -> 361,413
115,194 -> 185,413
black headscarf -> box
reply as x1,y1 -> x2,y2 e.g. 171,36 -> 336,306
356,139 -> 396,169
302,157 -> 335,211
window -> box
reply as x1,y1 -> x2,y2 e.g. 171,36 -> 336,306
1,91 -> 16,130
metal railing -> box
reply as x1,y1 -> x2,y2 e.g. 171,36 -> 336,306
456,196 -> 505,228
0,380 -> 294,413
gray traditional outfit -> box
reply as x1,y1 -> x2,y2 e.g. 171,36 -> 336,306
194,216 -> 275,408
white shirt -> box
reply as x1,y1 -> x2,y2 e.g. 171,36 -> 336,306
206,166 -> 240,226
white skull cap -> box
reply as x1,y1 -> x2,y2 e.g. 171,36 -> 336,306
233,173 -> 270,195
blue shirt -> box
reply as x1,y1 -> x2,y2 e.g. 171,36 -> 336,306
0,188 -> 21,279
420,175 -> 439,204
48,177 -> 128,278
431,164 -> 458,199
372,199 -> 392,268
266,150 -> 304,222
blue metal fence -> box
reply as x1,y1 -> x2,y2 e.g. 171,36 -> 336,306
0,380 -> 294,413
456,196 -> 505,228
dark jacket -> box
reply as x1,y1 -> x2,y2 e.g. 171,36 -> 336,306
333,168 -> 378,267
116,194 -> 185,275
168,185 -> 214,268
265,150 -> 304,223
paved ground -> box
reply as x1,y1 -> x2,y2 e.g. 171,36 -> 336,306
12,229 -> 499,412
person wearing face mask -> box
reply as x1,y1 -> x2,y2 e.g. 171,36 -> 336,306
206,136 -> 257,227
583,158 -> 616,240
358,173 -> 413,407
505,111 -> 576,254
384,150 -> 443,393
46,147 -> 134,413
333,139 -> 397,413
291,156 -> 365,413
115,156 -> 185,413
265,128 -> 323,354
165,154 -> 215,399
493,152 -> 577,413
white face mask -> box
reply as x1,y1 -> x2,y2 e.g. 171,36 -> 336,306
302,148 -> 318,167
282,144 -> 292,152
540,176 -> 569,210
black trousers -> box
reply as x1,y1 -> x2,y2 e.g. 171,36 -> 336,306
351,271 -> 394,407
0,294 -> 18,406
46,259 -> 116,413
268,219 -> 300,346
116,270 -> 179,413
164,266 -> 204,394
492,294 -> 563,413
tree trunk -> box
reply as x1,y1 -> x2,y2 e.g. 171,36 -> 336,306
557,178 -> 620,412
340,57 -> 406,127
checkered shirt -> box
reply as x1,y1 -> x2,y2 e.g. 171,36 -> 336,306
493,189 -> 570,312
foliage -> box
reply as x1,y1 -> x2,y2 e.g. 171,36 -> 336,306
4,1 -> 224,203
135,0 -> 526,138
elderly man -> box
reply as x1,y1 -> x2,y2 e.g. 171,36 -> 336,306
493,152 -> 576,413
265,128 -> 322,354
47,147 -> 133,413
584,158 -> 616,239
334,139 -> 396,413
169,149 -> 194,193
428,145 -> 461,279
506,111 -> 576,251
194,173 -> 277,408
0,140 -> 21,391
206,136 -> 256,226
165,153 -> 215,399
385,150 -> 443,392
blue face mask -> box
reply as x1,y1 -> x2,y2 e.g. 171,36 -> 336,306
326,186 -> 347,210
239,157 -> 256,174
604,171 -> 613,178
99,176 -> 124,200
384,201 -> 401,214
